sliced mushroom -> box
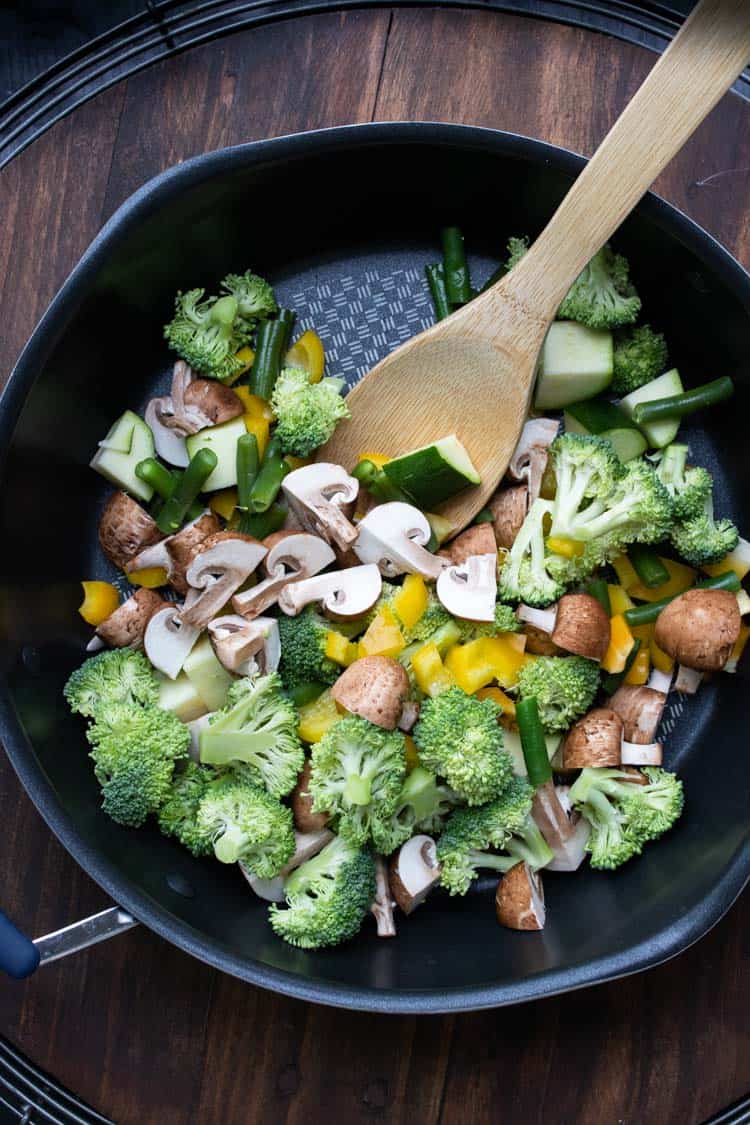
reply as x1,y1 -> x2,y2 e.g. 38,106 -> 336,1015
180,532 -> 267,629
277,564 -> 382,619
207,614 -> 280,676
146,363 -> 243,465
181,379 -> 243,427
621,741 -> 663,766
531,778 -> 577,850
489,484 -> 529,549
331,656 -> 410,730
98,491 -> 164,569
241,828 -> 334,901
128,512 -> 221,593
291,759 -> 330,833
438,523 -> 497,565
543,787 -> 591,872
654,588 -> 741,671
563,708 -> 623,768
353,502 -> 446,579
96,588 -> 166,649
674,664 -> 703,694
518,595 -> 609,662
398,700 -> 420,733
609,684 -> 667,744
523,623 -> 562,657
371,856 -> 397,938
506,417 -> 559,504
232,531 -> 335,619
390,835 -> 440,915
436,553 -> 497,622
282,463 -> 359,550
495,862 -> 546,930
187,713 -> 213,763
145,604 -> 201,679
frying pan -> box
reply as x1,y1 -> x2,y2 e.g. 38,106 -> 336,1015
0,123 -> 748,1013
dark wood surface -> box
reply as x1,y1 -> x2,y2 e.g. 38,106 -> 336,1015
1,9 -> 749,1123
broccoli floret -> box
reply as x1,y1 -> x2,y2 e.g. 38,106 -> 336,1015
270,368 -> 350,457
64,649 -> 158,718
655,444 -> 712,521
163,289 -> 245,383
199,673 -> 304,798
277,608 -> 341,688
457,602 -> 521,640
569,766 -> 683,869
670,495 -> 739,566
158,762 -> 215,857
497,498 -> 565,607
517,655 -> 599,734
269,835 -> 376,949
220,270 -> 276,329
308,717 -> 406,845
505,236 -> 529,271
371,766 -> 459,854
196,775 -> 295,872
611,325 -> 668,393
437,777 -> 552,895
413,688 -> 513,806
87,703 -> 190,827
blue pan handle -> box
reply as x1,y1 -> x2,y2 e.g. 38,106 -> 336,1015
0,908 -> 40,979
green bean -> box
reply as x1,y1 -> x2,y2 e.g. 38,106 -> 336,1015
249,308 -> 296,400
247,437 -> 289,514
425,264 -> 451,322
632,376 -> 733,426
516,697 -> 552,788
155,448 -> 217,534
236,432 -> 260,513
237,502 -> 288,539
584,578 -> 611,617
441,227 -> 472,306
601,638 -> 641,695
623,570 -> 741,626
287,683 -> 326,708
138,458 -> 203,525
352,460 -> 410,503
627,545 -> 670,589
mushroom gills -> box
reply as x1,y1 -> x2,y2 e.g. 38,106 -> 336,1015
232,532 -> 335,619
436,553 -> 497,622
208,615 -> 281,677
353,502 -> 446,579
145,606 -> 201,680
277,564 -> 382,619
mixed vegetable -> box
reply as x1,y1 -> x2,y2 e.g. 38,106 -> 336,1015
65,235 -> 749,949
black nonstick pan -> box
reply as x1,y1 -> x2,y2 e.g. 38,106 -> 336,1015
0,123 -> 748,1013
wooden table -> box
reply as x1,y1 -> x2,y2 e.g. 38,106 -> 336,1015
1,8 -> 749,1123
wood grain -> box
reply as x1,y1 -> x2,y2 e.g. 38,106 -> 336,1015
0,9 -> 748,1124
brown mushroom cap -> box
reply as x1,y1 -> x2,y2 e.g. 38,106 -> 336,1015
608,684 -> 667,744
523,623 -> 562,656
184,529 -> 262,567
181,380 -> 243,426
98,491 -> 163,569
654,588 -> 741,671
165,512 -> 221,594
495,862 -> 545,930
291,759 -> 330,833
551,593 -> 611,662
563,708 -> 623,769
438,523 -> 497,565
331,656 -> 410,730
389,835 -> 440,915
489,484 -> 529,549
96,588 -> 166,649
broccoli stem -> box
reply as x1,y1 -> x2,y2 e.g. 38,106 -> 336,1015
247,436 -> 289,513
137,458 -> 203,524
441,227 -> 472,306
213,823 -> 247,864
623,570 -> 741,626
155,448 -> 217,534
425,263 -> 451,321
585,578 -> 611,616
657,443 -> 687,487
236,432 -> 260,513
237,502 -> 287,538
516,697 -> 552,787
467,849 -> 516,875
343,775 -> 372,806
632,377 -> 734,426
352,459 -> 411,503
249,308 -> 296,400
627,544 -> 670,589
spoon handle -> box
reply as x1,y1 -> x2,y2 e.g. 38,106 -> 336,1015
500,0 -> 750,318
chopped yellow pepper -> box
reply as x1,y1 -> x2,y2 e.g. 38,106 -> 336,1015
243,413 -> 270,460
358,605 -> 405,658
611,555 -> 639,590
412,643 -> 456,697
297,690 -> 341,743
650,632 -> 674,674
285,455 -> 311,471
286,329 -> 325,383
601,614 -> 635,674
393,574 -> 428,630
445,636 -> 530,693
79,581 -> 119,626
128,567 -> 168,589
546,536 -> 585,558
234,387 -> 275,420
209,488 -> 238,521
729,623 -> 750,669
607,583 -> 634,616
628,557 -> 695,603
625,644 -> 650,685
233,346 -> 255,378
703,550 -> 750,582
358,451 -> 391,469
404,735 -> 420,771
476,685 -> 516,719
325,631 -> 359,666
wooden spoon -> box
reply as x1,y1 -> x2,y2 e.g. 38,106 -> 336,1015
321,0 -> 750,532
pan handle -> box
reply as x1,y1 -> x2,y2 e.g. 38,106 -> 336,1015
0,906 -> 137,979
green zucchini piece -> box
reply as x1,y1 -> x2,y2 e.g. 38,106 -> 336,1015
535,321 -> 613,409
564,399 -> 647,462
382,434 -> 480,507
185,415 -> 248,491
619,368 -> 684,448
90,410 -> 155,502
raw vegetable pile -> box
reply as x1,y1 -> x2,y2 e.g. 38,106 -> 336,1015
65,236 -> 750,949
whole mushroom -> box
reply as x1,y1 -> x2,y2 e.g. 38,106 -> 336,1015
654,588 -> 741,671
331,656 -> 410,730
489,484 -> 529,550
438,523 -> 496,565
609,684 -> 666,745
562,708 -> 623,769
98,491 -> 163,569
291,759 -> 330,833
495,862 -> 546,930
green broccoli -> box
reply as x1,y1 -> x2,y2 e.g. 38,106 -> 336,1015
157,762 -> 215,857
670,496 -> 739,566
270,368 -> 350,457
221,270 -> 276,329
269,835 -> 376,949
569,766 -> 683,870
506,236 -> 530,272
516,655 -> 600,734
64,649 -> 158,718
655,444 -> 712,521
163,289 -> 246,383
308,717 -> 406,845
277,607 -> 341,687
611,325 -> 668,393
196,775 -> 295,872
437,777 -> 552,895
87,703 -> 190,827
413,688 -> 513,806
199,673 -> 304,798
371,766 -> 459,854
457,602 -> 521,640
497,497 -> 566,607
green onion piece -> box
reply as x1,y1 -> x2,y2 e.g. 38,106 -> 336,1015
155,448 -> 217,534
585,578 -> 612,617
425,264 -> 451,322
632,376 -> 733,426
627,545 -> 670,589
441,227 -> 472,306
623,570 -> 741,626
516,697 -> 552,787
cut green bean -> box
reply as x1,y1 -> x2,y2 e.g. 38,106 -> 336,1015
585,578 -> 612,617
237,502 -> 288,539
247,437 -> 289,514
627,544 -> 670,589
441,227 -> 472,306
632,376 -> 733,426
516,697 -> 552,787
425,263 -> 451,322
602,638 -> 641,695
236,432 -> 260,513
249,308 -> 296,400
155,448 -> 217,534
138,459 -> 203,525
352,459 -> 411,503
623,570 -> 741,626
287,682 -> 326,707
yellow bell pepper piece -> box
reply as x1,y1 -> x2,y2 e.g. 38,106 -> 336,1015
325,631 -> 359,666
650,632 -> 675,675
628,557 -> 695,603
729,623 -> 750,670
393,574 -> 428,630
243,413 -> 270,460
209,488 -> 238,521
234,387 -> 275,420
233,346 -> 255,378
358,451 -> 391,469
286,329 -> 325,383
611,555 -> 639,590
297,690 -> 341,743
703,548 -> 750,581
445,636 -> 530,693
285,455 -> 312,471
404,735 -> 420,771
625,644 -> 650,685
412,643 -> 456,697
546,536 -> 585,558
79,581 -> 119,626
601,614 -> 635,674
128,567 -> 168,589
358,605 -> 405,658
607,583 -> 634,616
476,685 -> 516,719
